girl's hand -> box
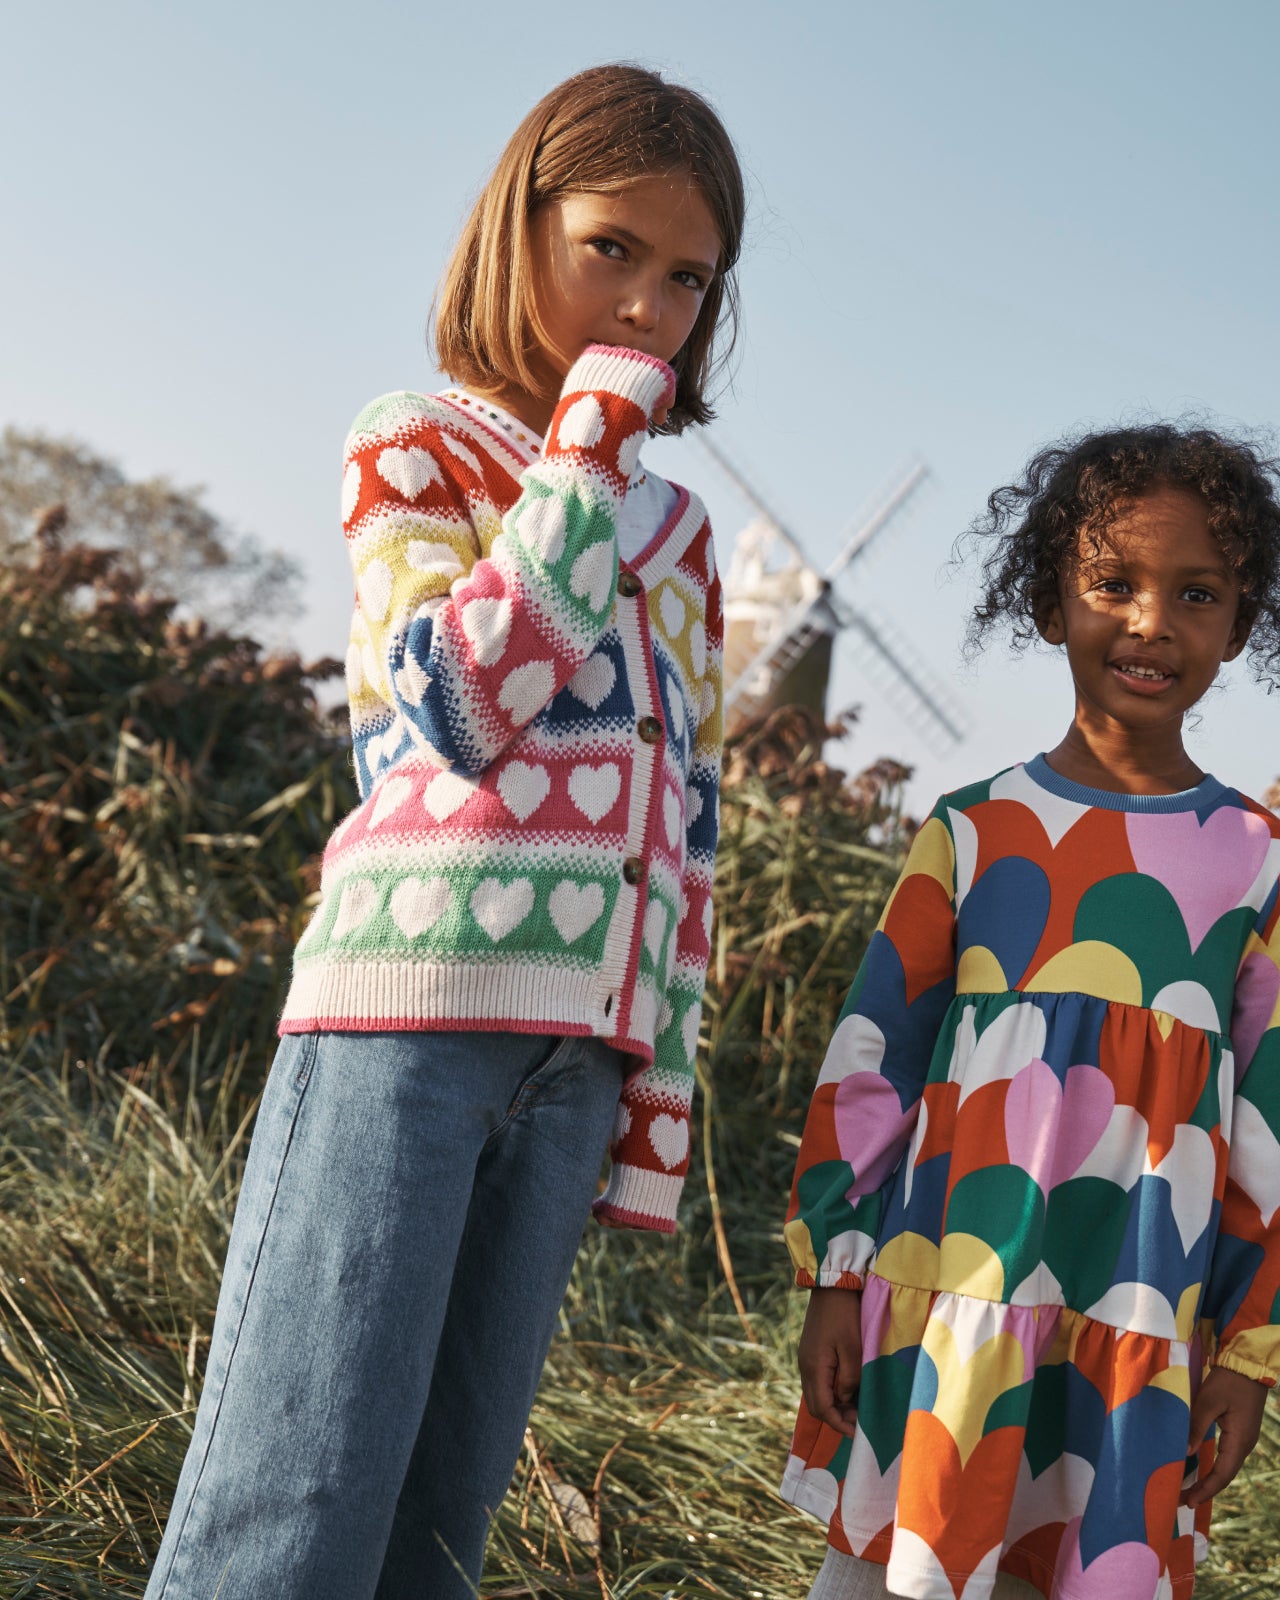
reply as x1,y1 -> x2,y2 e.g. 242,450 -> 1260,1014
798,1286 -> 863,1438
1180,1367 -> 1269,1508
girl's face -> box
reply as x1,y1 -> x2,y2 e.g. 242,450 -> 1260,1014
528,172 -> 721,381
1039,485 -> 1251,735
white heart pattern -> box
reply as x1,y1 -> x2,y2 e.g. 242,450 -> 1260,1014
470,877 -> 535,942
341,462 -> 361,524
643,899 -> 667,966
460,597 -> 513,667
376,445 -> 442,501
497,660 -> 555,724
702,896 -> 715,941
700,679 -> 717,723
441,435 -> 482,475
390,876 -> 452,938
689,619 -> 707,677
517,496 -> 568,565
663,786 -> 682,849
568,762 -> 621,823
369,775 -> 412,830
667,681 -> 686,739
423,771 -> 477,821
570,541 -> 614,614
331,878 -> 379,940
345,641 -> 363,692
648,1113 -> 689,1171
497,760 -> 550,821
568,653 -> 616,710
362,643 -> 383,694
685,785 -> 703,823
394,652 -> 430,707
658,588 -> 686,640
405,539 -> 464,575
359,559 -> 393,622
681,1003 -> 703,1063
557,395 -> 606,450
617,429 -> 646,478
548,880 -> 605,943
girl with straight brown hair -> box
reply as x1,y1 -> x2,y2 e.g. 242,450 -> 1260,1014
144,62 -> 745,1600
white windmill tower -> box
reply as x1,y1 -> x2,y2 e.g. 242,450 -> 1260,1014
705,439 -> 966,750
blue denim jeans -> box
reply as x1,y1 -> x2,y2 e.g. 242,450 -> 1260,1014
144,1028 -> 625,1600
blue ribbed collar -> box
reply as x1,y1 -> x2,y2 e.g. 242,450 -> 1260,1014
1025,753 -> 1227,813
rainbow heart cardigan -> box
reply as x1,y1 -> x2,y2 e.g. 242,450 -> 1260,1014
279,346 -> 723,1234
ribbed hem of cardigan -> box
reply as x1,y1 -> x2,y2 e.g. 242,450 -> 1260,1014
566,345 -> 676,417
279,958 -> 653,1064
593,1163 -> 683,1234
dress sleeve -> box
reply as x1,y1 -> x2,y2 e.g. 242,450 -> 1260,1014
785,798 -> 958,1289
1207,875 -> 1280,1385
593,553 -> 723,1235
343,345 -> 675,795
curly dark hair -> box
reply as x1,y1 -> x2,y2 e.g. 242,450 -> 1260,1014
963,421 -> 1280,686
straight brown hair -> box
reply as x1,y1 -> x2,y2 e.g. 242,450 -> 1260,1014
433,64 -> 745,435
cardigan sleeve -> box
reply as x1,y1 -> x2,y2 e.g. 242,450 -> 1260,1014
1206,876 -> 1280,1385
593,554 -> 724,1234
785,798 -> 958,1289
342,345 -> 675,795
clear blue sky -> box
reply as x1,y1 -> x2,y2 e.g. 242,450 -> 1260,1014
5,0 -> 1278,811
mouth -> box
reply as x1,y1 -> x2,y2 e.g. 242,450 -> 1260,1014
1107,657 -> 1177,695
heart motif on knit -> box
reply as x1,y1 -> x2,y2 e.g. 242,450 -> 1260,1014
470,877 -> 535,942
689,619 -> 707,677
685,785 -> 703,823
667,681 -> 685,740
681,1003 -> 702,1063
570,541 -> 615,614
705,539 -> 715,584
497,660 -> 555,724
423,771 -> 477,822
658,589 -> 686,640
548,880 -> 605,943
557,395 -> 606,450
369,776 -> 413,830
460,597 -> 513,667
702,897 -> 714,941
394,653 -> 430,708
362,643 -> 384,696
657,999 -> 673,1035
497,760 -> 550,822
663,787 -> 682,849
405,539 -> 464,575
568,762 -> 621,824
643,900 -> 667,966
568,654 -> 616,710
331,877 -> 379,941
440,435 -> 482,476
617,429 -> 646,479
359,559 -> 394,622
613,1103 -> 632,1141
345,641 -> 363,691
700,679 -> 716,723
376,445 -> 442,501
517,496 -> 568,565
341,462 -> 362,524
648,1113 -> 688,1171
390,876 -> 452,939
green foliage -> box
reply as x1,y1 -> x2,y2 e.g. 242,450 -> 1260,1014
0,531 -> 355,1085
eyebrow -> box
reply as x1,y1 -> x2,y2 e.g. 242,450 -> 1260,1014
593,222 -> 717,276
1089,557 -> 1232,580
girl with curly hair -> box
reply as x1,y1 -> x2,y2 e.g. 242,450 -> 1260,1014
781,423 -> 1280,1600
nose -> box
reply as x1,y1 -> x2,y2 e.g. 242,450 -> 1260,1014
1128,589 -> 1174,641
617,277 -> 661,335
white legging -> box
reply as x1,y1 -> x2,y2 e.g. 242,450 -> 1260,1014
807,1547 -> 1044,1600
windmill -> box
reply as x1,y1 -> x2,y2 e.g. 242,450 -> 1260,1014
705,438 -> 966,750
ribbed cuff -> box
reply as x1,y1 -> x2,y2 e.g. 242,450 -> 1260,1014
593,1161 -> 683,1235
563,345 -> 676,421
1211,1350 -> 1278,1388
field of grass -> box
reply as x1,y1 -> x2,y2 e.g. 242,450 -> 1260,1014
1,539 -> 1276,1597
